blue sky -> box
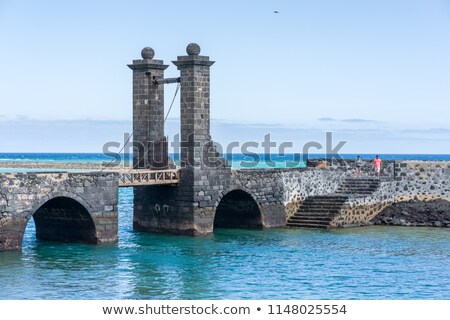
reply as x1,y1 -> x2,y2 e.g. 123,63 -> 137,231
1,0 -> 450,153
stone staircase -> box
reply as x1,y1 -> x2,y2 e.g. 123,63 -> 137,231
287,178 -> 381,229
335,177 -> 381,195
287,195 -> 348,228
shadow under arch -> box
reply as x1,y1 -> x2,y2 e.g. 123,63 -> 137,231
214,189 -> 262,229
27,196 -> 98,244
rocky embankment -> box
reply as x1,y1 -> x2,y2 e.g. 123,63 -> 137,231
371,200 -> 450,227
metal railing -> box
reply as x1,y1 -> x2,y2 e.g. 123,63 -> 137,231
118,169 -> 180,187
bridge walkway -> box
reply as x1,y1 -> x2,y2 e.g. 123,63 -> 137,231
117,169 -> 180,187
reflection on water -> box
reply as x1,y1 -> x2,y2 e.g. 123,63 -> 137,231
1,187 -> 449,299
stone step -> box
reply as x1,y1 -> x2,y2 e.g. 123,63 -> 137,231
340,181 -> 380,186
289,218 -> 333,223
341,182 -> 380,184
335,190 -> 375,193
336,186 -> 378,190
342,178 -> 380,181
295,211 -> 337,215
338,185 -> 379,189
336,187 -> 377,190
300,203 -> 342,207
338,189 -> 378,192
341,180 -> 380,183
292,212 -> 336,217
288,194 -> 348,229
336,192 -> 373,196
338,182 -> 379,186
304,196 -> 349,200
308,195 -> 349,199
337,187 -> 378,190
338,185 -> 378,187
341,180 -> 380,182
289,215 -> 334,222
343,178 -> 380,180
302,201 -> 343,204
297,208 -> 340,215
296,209 -> 339,216
286,221 -> 329,229
335,189 -> 375,193
301,205 -> 345,209
301,202 -> 345,207
339,182 -> 380,185
303,199 -> 348,204
300,205 -> 342,209
338,188 -> 376,191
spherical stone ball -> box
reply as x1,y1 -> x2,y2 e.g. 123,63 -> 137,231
186,43 -> 201,56
141,47 -> 155,59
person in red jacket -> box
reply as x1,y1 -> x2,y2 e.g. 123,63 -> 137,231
372,155 -> 382,177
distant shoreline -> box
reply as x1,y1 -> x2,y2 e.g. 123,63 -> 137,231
0,161 -> 129,171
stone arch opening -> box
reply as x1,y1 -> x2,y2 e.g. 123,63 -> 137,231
214,190 -> 262,229
29,196 -> 98,243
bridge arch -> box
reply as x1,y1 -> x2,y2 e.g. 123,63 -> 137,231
25,191 -> 99,244
28,191 -> 94,220
214,188 -> 263,229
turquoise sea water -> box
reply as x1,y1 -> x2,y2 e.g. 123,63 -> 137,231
0,187 -> 449,300
1,153 -> 450,299
2,153 -> 450,170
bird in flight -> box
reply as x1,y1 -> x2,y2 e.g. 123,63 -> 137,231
274,11 -> 279,13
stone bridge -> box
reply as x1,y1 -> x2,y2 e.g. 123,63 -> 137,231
2,159 -> 449,251
135,159 -> 450,234
128,43 -> 449,234
0,172 -> 118,251
1,43 -> 449,252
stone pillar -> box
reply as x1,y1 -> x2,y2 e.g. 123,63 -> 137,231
173,43 -> 215,168
172,43 -> 230,235
128,47 -> 169,169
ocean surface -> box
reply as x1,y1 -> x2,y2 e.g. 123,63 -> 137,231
1,153 -> 450,299
1,152 -> 450,170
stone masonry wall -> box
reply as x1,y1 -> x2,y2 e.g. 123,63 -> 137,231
224,169 -> 287,227
133,165 -> 231,236
331,161 -> 450,227
0,172 -> 118,251
307,158 -> 395,177
222,167 -> 352,225
331,179 -> 395,227
282,168 -> 350,220
393,161 -> 450,202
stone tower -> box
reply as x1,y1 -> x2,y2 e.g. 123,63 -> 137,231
131,43 -> 230,236
128,47 -> 168,169
173,43 -> 215,168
